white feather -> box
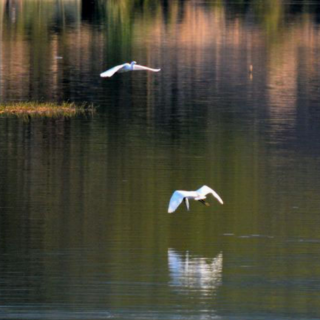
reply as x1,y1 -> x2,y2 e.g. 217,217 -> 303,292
168,191 -> 188,214
196,185 -> 224,204
168,185 -> 223,213
100,63 -> 128,78
100,61 -> 160,78
133,64 -> 161,72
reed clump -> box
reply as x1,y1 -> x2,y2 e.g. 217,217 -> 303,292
0,102 -> 93,118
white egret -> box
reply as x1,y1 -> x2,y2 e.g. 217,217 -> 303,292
100,61 -> 161,78
168,185 -> 223,213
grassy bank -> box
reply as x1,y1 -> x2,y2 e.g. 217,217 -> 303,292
0,102 -> 93,118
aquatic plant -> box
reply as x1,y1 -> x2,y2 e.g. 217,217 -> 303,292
0,101 -> 94,119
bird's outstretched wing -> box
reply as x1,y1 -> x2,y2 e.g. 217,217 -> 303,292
168,191 -> 186,213
100,64 -> 127,78
133,64 -> 161,72
197,185 -> 224,204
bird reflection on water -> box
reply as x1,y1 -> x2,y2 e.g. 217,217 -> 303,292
168,249 -> 223,294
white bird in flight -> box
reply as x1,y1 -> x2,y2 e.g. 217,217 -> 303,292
100,61 -> 161,78
168,185 -> 223,213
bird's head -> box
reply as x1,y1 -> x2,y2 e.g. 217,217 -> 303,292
131,61 -> 137,66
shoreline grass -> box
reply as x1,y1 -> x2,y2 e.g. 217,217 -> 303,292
0,102 -> 94,118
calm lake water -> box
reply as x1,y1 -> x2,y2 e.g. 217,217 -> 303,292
1,0 -> 320,319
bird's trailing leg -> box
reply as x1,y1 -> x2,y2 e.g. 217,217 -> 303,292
184,198 -> 190,211
198,199 -> 210,207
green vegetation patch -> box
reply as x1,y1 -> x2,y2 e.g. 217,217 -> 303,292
0,102 -> 93,118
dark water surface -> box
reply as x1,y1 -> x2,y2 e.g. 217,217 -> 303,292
1,1 -> 320,319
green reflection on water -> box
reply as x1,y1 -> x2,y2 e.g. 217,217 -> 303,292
1,0 -> 320,319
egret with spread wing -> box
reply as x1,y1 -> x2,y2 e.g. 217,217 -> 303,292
168,185 -> 223,213
100,61 -> 161,78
